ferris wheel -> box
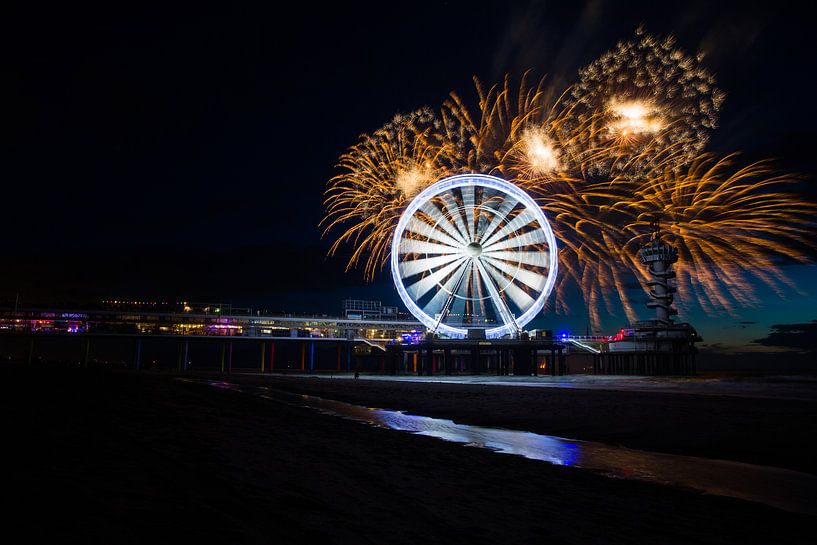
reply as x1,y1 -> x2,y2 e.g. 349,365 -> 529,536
391,173 -> 558,339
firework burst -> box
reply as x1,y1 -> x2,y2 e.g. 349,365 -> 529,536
442,73 -> 588,182
323,30 -> 813,332
620,155 -> 816,314
322,108 -> 459,280
565,27 -> 724,178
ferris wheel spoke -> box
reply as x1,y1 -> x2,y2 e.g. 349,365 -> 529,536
472,260 -> 486,319
458,261 -> 474,299
482,256 -> 547,292
476,194 -> 519,244
481,208 -> 539,249
405,216 -> 461,248
421,200 -> 467,245
482,229 -> 547,252
504,281 -> 537,312
422,260 -> 470,318
473,260 -> 518,329
481,260 -> 537,311
437,192 -> 470,243
462,185 -> 476,241
405,257 -> 467,301
399,239 -> 460,256
474,206 -> 488,243
399,253 -> 463,278
481,250 -> 549,269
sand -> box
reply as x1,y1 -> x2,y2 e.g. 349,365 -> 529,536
5,366 -> 814,544
232,373 -> 817,474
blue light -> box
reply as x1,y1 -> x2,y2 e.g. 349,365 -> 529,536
398,330 -> 424,345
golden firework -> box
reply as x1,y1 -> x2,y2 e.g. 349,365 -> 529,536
442,73 -> 599,188
322,31 -> 812,332
533,177 -> 643,327
621,155 -> 816,314
565,27 -> 724,177
322,108 -> 460,281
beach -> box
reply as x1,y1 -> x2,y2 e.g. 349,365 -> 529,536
5,366 -> 815,544
233,373 -> 817,473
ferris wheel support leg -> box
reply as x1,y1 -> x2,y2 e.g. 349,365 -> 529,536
431,264 -> 470,335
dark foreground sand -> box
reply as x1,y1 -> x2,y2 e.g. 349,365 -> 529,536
5,366 -> 814,544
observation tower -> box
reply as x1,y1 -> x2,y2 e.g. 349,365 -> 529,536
596,217 -> 701,375
639,218 -> 679,324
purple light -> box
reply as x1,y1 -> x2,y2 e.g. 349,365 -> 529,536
398,330 -> 424,345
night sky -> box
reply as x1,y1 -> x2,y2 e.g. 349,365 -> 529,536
4,1 -> 816,359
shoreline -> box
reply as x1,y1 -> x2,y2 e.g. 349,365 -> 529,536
233,371 -> 817,401
223,372 -> 817,474
5,366 -> 815,543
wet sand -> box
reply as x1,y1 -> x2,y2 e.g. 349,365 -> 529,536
230,373 -> 817,475
5,366 -> 814,544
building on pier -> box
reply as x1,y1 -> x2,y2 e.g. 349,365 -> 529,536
386,335 -> 567,376
0,306 -> 425,372
0,307 -> 421,342
594,219 -> 701,376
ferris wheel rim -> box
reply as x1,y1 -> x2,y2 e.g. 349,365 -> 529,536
391,173 -> 558,339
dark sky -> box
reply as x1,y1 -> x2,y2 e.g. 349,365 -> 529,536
3,1 -> 816,348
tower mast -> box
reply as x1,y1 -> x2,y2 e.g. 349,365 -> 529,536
638,216 -> 678,324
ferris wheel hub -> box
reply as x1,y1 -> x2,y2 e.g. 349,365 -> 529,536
465,242 -> 483,257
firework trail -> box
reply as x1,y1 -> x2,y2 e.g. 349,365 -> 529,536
532,154 -> 816,327
442,72 -> 598,186
620,155 -> 816,314
441,75 -> 625,323
322,108 -> 456,281
323,29 -> 813,330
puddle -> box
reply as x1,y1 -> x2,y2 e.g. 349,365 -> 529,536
183,378 -> 817,516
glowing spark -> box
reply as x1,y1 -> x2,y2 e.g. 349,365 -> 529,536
521,128 -> 562,176
395,163 -> 434,197
607,99 -> 664,139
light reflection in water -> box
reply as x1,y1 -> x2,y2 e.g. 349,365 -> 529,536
193,379 -> 817,516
